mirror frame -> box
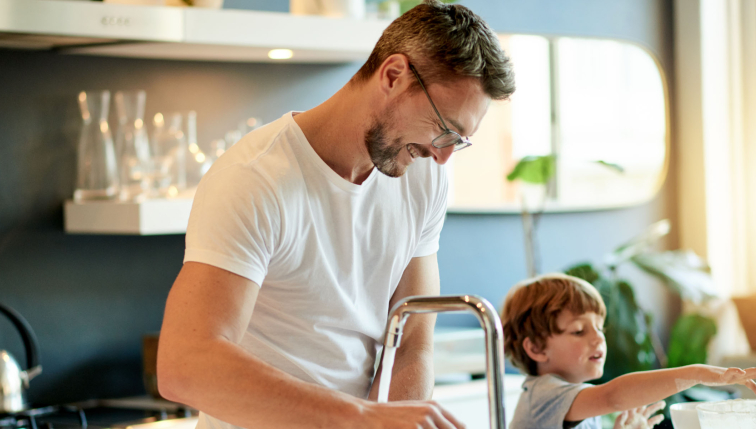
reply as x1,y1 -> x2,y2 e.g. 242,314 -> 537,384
445,35 -> 671,214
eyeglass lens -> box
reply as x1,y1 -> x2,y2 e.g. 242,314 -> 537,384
433,131 -> 471,152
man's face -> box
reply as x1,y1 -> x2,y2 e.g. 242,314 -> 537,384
365,76 -> 490,178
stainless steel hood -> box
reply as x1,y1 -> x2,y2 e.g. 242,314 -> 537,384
0,0 -> 389,63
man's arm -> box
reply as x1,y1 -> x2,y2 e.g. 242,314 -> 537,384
565,365 -> 756,422
158,261 -> 464,429
368,254 -> 441,402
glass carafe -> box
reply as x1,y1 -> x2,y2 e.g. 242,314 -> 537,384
114,90 -> 151,201
75,90 -> 118,202
184,111 -> 206,189
150,112 -> 187,197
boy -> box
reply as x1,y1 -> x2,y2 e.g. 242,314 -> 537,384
503,273 -> 756,429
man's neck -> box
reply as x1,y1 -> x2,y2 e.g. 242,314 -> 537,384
293,82 -> 377,185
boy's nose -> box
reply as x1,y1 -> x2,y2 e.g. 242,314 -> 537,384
591,330 -> 605,344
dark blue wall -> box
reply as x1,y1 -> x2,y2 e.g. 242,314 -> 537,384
0,0 -> 677,405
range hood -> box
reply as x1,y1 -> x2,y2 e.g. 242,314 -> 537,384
0,0 -> 389,63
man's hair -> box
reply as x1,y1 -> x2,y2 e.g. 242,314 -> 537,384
502,274 -> 607,376
354,0 -> 515,100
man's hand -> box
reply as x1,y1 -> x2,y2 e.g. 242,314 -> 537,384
613,401 -> 665,429
363,401 -> 466,429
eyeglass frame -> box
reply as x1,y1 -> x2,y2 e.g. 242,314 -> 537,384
408,64 -> 472,152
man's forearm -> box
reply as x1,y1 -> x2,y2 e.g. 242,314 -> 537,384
368,347 -> 435,401
159,336 -> 367,429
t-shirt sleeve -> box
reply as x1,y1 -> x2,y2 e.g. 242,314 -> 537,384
413,162 -> 449,257
528,375 -> 593,429
184,164 -> 280,287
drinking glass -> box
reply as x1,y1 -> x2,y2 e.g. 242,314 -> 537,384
150,112 -> 187,197
75,90 -> 119,202
114,90 -> 150,201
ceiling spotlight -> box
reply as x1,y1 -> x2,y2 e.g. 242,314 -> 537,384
268,49 -> 293,60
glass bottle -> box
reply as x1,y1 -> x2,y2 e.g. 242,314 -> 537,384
114,90 -> 151,201
75,90 -> 118,202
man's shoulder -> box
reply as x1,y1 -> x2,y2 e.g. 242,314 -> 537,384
203,115 -> 305,187
217,114 -> 298,169
193,115 -> 311,216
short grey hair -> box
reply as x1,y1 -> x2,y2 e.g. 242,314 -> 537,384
354,0 -> 515,100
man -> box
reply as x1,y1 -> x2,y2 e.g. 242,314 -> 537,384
157,1 -> 515,428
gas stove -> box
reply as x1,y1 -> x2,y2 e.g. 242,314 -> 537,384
0,398 -> 196,429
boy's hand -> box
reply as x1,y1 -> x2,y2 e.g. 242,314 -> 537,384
699,366 -> 756,393
612,401 -> 665,429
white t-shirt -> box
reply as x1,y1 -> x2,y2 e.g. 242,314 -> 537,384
184,112 -> 448,426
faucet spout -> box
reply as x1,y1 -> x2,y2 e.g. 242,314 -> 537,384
379,295 -> 506,429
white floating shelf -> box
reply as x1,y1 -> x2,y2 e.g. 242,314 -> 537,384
0,0 -> 184,43
64,198 -> 193,235
0,0 -> 391,63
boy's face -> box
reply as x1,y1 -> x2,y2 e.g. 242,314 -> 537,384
539,310 -> 606,383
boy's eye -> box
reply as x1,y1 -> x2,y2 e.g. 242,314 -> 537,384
572,330 -> 584,335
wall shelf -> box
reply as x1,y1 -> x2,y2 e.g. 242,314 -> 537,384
64,198 -> 193,235
0,0 -> 390,63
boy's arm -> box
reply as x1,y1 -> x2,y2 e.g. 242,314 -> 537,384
565,365 -> 756,422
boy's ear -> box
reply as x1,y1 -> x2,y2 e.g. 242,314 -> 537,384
523,337 -> 549,363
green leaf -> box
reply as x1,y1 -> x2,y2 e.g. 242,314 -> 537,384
594,160 -> 625,173
630,250 -> 720,303
506,155 -> 556,184
605,219 -> 671,268
666,313 -> 717,368
398,0 -> 457,14
565,263 -> 602,284
597,279 -> 656,382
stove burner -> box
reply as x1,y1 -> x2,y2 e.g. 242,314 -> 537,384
0,403 -> 196,429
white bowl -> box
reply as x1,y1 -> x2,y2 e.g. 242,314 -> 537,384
670,402 -> 703,429
697,399 -> 756,429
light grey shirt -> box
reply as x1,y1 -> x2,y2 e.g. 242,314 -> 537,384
510,374 -> 602,429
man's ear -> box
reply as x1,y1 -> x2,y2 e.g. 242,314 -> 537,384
523,337 -> 549,363
376,53 -> 411,97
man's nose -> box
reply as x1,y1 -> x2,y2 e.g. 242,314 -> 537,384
430,144 -> 455,165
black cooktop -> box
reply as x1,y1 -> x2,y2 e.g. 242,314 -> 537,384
0,403 -> 194,429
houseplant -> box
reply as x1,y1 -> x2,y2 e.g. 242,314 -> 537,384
564,221 -> 724,427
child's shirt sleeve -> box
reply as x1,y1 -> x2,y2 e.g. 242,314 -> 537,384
511,374 -> 602,429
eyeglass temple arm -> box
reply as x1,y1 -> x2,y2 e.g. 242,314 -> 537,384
408,64 -> 450,132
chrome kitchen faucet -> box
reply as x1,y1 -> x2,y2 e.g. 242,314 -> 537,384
377,295 -> 506,429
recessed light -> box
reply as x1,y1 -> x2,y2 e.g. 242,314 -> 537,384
268,49 -> 293,60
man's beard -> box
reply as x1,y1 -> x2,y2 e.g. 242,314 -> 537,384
365,116 -> 408,178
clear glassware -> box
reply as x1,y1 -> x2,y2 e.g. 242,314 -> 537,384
74,90 -> 119,202
114,90 -> 151,201
184,111 -> 209,189
150,112 -> 187,197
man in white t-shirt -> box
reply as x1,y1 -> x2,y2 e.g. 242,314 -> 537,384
156,1 -> 515,428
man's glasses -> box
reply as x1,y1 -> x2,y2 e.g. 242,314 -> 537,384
409,64 -> 472,152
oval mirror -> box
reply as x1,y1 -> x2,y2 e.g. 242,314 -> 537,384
446,35 -> 669,212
